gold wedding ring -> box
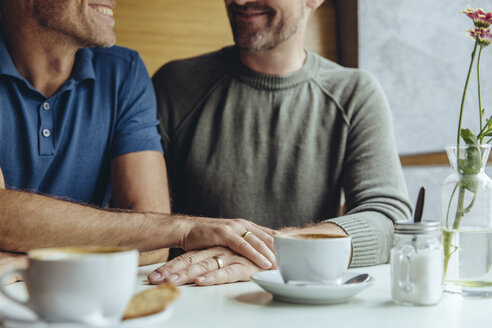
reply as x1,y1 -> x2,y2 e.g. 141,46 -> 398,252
241,231 -> 253,240
213,256 -> 224,269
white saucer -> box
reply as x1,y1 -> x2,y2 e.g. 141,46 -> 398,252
0,304 -> 172,328
251,270 -> 374,305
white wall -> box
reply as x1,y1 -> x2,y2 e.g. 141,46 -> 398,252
358,0 -> 492,221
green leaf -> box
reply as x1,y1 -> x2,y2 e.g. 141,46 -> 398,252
485,116 -> 492,128
460,128 -> 478,145
461,174 -> 479,193
458,146 -> 483,175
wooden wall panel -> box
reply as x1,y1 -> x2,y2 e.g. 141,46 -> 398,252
305,1 -> 338,63
114,0 -> 338,75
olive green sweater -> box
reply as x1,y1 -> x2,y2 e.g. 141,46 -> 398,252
153,47 -> 412,267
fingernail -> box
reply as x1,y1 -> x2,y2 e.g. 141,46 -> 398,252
263,259 -> 272,268
148,272 -> 162,282
196,276 -> 211,284
166,274 -> 179,282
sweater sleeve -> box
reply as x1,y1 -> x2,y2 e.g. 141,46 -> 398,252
326,71 -> 412,267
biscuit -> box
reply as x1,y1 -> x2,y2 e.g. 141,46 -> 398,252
123,283 -> 180,320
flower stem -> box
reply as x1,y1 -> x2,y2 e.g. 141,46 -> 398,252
445,183 -> 459,227
477,45 -> 484,143
457,40 -> 479,159
444,186 -> 466,276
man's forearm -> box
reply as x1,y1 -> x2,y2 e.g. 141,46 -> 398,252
0,189 -> 277,270
0,189 -> 182,253
139,248 -> 170,266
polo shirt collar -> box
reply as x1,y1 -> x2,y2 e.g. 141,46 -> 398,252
0,32 -> 96,84
0,32 -> 24,79
71,47 -> 96,83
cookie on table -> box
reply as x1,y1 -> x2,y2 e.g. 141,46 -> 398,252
123,283 -> 180,320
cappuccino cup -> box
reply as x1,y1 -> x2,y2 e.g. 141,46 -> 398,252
0,246 -> 138,326
274,233 -> 352,284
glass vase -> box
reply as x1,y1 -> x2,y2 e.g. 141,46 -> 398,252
441,144 -> 492,297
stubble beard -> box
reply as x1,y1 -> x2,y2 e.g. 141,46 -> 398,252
34,2 -> 116,49
228,5 -> 304,52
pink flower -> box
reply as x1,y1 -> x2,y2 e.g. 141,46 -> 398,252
461,7 -> 492,28
467,27 -> 492,46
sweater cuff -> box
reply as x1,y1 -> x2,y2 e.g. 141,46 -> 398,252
325,213 -> 394,267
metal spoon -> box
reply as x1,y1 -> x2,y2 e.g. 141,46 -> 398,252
414,187 -> 426,223
343,273 -> 370,284
286,273 -> 370,286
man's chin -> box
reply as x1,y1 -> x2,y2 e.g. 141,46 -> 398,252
100,39 -> 116,48
236,45 -> 268,53
81,35 -> 116,48
235,39 -> 276,53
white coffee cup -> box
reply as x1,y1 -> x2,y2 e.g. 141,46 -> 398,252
274,233 -> 352,284
0,246 -> 138,326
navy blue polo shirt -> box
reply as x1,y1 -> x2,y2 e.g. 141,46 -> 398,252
0,35 -> 163,206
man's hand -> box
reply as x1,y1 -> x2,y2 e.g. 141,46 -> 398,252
178,217 -> 277,270
148,247 -> 267,286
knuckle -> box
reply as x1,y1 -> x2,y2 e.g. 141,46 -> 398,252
237,240 -> 252,253
183,255 -> 197,266
223,268 -> 233,280
215,226 -> 228,235
233,218 -> 247,226
196,261 -> 213,272
224,221 -> 237,230
175,271 -> 188,280
155,267 -> 170,276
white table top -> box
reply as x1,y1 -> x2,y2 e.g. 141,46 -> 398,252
1,264 -> 491,328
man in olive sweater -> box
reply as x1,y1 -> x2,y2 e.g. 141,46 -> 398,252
148,0 -> 412,286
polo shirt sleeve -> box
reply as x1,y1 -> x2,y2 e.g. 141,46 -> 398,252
111,52 -> 163,158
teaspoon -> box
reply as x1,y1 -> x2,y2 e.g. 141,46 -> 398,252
287,273 -> 370,286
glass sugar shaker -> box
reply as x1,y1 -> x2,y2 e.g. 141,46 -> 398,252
390,221 -> 443,306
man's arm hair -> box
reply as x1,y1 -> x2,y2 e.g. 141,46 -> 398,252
110,151 -> 171,264
0,187 -> 179,253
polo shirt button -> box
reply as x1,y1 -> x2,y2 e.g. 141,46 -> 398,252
42,102 -> 50,110
42,129 -> 51,137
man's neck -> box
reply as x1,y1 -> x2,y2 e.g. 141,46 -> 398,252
238,35 -> 307,76
2,27 -> 79,98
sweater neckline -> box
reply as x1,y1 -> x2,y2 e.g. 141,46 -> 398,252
226,47 -> 318,90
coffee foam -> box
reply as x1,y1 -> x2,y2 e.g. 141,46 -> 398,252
278,233 -> 349,240
30,246 -> 132,260
31,252 -> 85,261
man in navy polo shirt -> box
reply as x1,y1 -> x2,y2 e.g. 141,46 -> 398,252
0,0 -> 275,281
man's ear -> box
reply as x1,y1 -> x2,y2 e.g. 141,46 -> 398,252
306,0 -> 324,10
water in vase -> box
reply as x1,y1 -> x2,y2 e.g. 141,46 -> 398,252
443,228 -> 492,297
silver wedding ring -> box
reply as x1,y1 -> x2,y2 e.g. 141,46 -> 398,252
241,231 -> 253,240
213,256 -> 224,269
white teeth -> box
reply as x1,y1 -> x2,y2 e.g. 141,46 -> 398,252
95,7 -> 113,17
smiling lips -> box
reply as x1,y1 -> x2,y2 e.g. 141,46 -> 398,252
233,10 -> 269,20
92,6 -> 114,17
94,6 -> 113,17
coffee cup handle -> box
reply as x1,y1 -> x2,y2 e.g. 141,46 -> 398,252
0,268 -> 29,306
